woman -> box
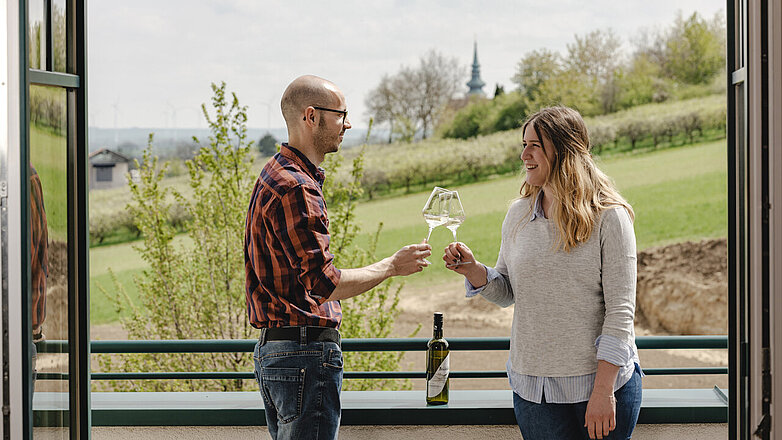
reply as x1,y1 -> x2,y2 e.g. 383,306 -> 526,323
443,106 -> 642,440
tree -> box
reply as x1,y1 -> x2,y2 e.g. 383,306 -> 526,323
565,29 -> 623,114
613,55 -> 669,109
512,48 -> 562,101
632,11 -> 725,86
99,82 -> 256,392
257,132 -> 278,156
411,50 -> 463,139
566,29 -> 622,81
664,12 -> 725,84
365,50 -> 462,141
493,84 -> 505,99
364,74 -> 415,143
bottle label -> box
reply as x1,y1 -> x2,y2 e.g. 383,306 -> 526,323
427,354 -> 449,398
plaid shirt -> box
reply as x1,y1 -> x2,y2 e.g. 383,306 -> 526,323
30,166 -> 48,340
244,144 -> 342,329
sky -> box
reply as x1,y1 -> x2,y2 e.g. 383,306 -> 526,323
88,0 -> 725,131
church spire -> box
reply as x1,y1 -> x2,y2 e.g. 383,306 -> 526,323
466,40 -> 486,96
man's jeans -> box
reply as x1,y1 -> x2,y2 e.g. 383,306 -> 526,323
254,338 -> 343,440
513,366 -> 643,440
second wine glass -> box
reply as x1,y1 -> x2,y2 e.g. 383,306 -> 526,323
444,191 -> 471,267
444,191 -> 465,241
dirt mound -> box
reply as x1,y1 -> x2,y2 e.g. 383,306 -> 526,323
636,238 -> 727,335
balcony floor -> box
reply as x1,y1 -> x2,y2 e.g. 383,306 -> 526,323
31,424 -> 720,439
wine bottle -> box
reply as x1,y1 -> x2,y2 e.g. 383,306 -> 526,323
426,312 -> 449,405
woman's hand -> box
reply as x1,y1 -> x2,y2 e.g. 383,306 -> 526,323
443,242 -> 475,272
443,242 -> 487,288
584,389 -> 616,439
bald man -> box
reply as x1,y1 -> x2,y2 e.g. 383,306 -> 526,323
244,75 -> 431,439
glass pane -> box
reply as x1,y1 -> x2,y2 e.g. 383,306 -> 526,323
29,84 -> 70,437
52,0 -> 67,72
28,0 -> 46,70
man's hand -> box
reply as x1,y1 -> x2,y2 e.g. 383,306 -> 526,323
389,241 -> 432,276
584,388 -> 616,439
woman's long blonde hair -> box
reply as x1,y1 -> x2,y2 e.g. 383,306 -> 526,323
519,106 -> 634,251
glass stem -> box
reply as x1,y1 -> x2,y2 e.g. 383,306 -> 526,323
426,227 -> 434,242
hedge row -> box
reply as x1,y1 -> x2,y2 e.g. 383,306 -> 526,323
336,95 -> 726,198
88,96 -> 726,244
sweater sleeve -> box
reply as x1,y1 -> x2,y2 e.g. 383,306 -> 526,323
474,206 -> 515,308
599,206 -> 637,347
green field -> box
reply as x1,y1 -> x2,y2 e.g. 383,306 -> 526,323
90,139 -> 727,324
30,124 -> 68,241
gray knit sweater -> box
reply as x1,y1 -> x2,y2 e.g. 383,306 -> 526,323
481,197 -> 638,377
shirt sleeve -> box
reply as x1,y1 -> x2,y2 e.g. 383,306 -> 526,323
465,265 -> 503,297
599,206 -> 637,347
274,184 -> 341,304
594,334 -> 635,367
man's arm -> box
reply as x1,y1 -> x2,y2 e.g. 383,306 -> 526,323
326,243 -> 431,302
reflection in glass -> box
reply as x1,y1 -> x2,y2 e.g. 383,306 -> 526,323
29,84 -> 70,436
53,0 -> 67,72
28,0 -> 46,70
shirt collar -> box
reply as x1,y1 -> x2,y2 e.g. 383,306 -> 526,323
530,190 -> 546,221
279,143 -> 326,186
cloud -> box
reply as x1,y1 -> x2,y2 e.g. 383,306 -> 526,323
88,0 -> 724,130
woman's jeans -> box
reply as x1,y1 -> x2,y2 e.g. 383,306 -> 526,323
254,339 -> 343,440
513,367 -> 642,440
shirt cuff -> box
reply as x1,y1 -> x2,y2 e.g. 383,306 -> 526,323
465,265 -> 501,298
595,334 -> 635,367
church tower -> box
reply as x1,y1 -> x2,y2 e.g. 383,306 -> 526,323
466,40 -> 486,96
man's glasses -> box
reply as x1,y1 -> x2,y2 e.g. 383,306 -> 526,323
312,106 -> 348,124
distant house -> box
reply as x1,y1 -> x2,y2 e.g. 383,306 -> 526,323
88,148 -> 131,190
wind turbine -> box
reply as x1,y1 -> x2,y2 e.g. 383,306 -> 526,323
111,98 -> 120,147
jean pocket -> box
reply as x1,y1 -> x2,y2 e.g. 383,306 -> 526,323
324,348 -> 343,370
261,367 -> 305,424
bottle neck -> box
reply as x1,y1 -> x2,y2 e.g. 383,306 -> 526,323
433,326 -> 443,339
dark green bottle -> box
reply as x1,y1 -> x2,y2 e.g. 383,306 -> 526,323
426,312 -> 449,405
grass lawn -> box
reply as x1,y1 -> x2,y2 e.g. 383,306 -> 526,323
89,139 -> 727,324
30,123 -> 68,241
353,140 -> 727,285
90,235 -> 193,323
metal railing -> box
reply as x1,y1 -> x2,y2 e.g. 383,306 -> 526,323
37,335 -> 728,382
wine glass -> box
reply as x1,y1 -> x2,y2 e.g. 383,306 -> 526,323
422,187 -> 450,265
444,191 -> 471,267
422,187 -> 450,242
445,191 -> 465,241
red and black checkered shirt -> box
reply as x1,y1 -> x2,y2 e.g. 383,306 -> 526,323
30,166 -> 48,339
244,144 -> 342,329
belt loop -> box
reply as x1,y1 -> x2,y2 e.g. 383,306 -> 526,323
299,326 -> 306,345
260,328 -> 267,346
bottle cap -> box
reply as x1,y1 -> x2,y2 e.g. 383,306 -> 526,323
433,312 -> 443,326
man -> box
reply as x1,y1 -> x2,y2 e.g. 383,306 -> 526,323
244,75 -> 431,439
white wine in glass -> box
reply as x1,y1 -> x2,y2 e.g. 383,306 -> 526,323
444,191 -> 472,267
445,191 -> 465,241
422,187 -> 450,265
422,187 -> 450,242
